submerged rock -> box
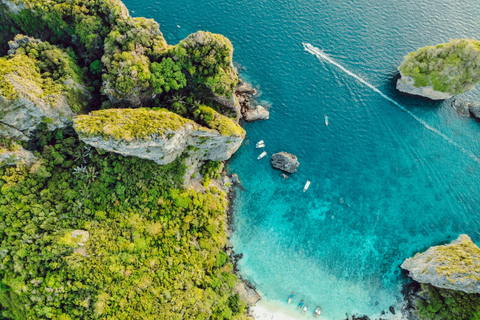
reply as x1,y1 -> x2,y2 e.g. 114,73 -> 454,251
74,108 -> 245,165
243,105 -> 270,122
451,99 -> 470,117
271,152 -> 299,173
396,73 -> 453,100
401,234 -> 480,293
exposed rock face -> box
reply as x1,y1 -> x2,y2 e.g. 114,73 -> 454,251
401,234 -> 480,293
396,73 -> 453,100
470,103 -> 480,119
234,282 -> 260,307
451,99 -> 470,117
74,108 -> 245,166
243,105 -> 270,122
1,36 -> 90,140
214,93 -> 242,119
271,152 -> 300,173
0,146 -> 36,167
449,98 -> 480,119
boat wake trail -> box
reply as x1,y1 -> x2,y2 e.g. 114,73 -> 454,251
304,44 -> 480,163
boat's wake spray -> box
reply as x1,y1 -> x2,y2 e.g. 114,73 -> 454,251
303,43 -> 480,163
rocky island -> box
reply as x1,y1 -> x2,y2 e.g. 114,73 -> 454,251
397,39 -> 480,100
402,235 -> 480,320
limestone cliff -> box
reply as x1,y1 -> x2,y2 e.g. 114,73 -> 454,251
0,35 -> 90,140
401,234 -> 480,293
396,73 -> 453,100
74,108 -> 245,165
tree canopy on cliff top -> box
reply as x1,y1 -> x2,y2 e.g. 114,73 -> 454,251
399,39 -> 480,94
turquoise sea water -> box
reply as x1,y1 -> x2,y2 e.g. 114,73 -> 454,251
123,0 -> 480,318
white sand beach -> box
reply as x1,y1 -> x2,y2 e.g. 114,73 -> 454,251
251,299 -> 322,320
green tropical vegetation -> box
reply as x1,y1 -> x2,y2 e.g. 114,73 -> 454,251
0,126 -> 248,319
0,0 -> 249,319
399,39 -> 480,94
0,36 -> 84,103
415,284 -> 480,320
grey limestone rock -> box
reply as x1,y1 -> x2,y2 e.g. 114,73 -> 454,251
451,99 -> 470,117
236,82 -> 255,94
234,282 -> 261,307
396,73 -> 453,100
401,234 -> 480,293
243,105 -> 270,122
271,152 -> 299,174
0,146 -> 36,167
214,93 -> 242,119
76,124 -> 244,166
230,173 -> 241,184
469,103 -> 480,119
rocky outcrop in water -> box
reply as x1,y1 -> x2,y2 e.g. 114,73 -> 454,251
271,152 -> 300,173
401,234 -> 480,293
243,105 -> 269,122
74,108 -> 245,166
450,98 -> 480,119
396,73 -> 453,100
470,103 -> 480,119
451,99 -> 471,117
397,39 -> 480,100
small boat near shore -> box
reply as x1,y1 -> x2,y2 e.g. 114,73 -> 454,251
257,151 -> 267,160
325,115 -> 329,126
256,142 -> 265,148
303,181 -> 311,192
256,140 -> 264,147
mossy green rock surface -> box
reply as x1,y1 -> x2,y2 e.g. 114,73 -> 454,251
74,108 -> 244,165
397,39 -> 480,100
0,35 -> 90,139
402,234 -> 480,293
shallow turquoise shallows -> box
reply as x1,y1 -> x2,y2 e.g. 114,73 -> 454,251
123,0 -> 480,318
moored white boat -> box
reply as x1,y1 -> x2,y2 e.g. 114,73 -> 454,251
303,181 -> 311,192
256,140 -> 264,147
256,143 -> 265,148
257,151 -> 267,160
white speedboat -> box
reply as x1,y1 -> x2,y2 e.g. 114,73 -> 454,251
303,181 -> 311,192
256,140 -> 264,147
257,151 -> 267,160
302,42 -> 313,50
256,143 -> 265,148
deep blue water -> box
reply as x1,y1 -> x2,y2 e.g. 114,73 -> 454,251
123,0 -> 480,318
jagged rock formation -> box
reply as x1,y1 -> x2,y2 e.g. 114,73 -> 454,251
243,105 -> 269,122
74,108 -> 245,165
233,282 -> 260,307
451,99 -> 471,117
396,74 -> 453,100
450,98 -> 480,119
0,145 -> 36,167
271,152 -> 300,173
401,234 -> 480,293
0,35 -> 90,140
397,39 -> 480,100
470,103 -> 480,119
